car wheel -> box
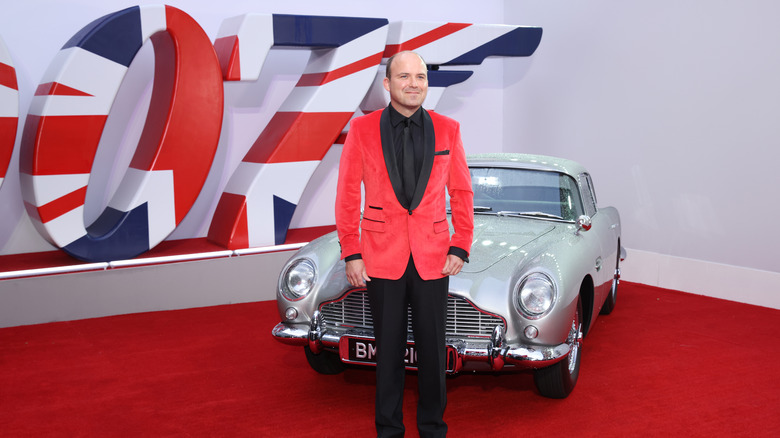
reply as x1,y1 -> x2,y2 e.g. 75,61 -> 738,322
533,297 -> 583,399
600,241 -> 621,315
304,346 -> 346,375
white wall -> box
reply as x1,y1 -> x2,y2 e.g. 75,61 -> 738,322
504,1 -> 780,308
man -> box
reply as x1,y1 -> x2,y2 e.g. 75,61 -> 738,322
335,51 -> 474,437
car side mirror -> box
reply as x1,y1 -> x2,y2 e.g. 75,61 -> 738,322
576,215 -> 592,234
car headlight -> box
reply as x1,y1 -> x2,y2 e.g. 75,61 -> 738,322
514,272 -> 556,318
281,258 -> 317,301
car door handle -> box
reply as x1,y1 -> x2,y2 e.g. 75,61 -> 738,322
595,257 -> 602,272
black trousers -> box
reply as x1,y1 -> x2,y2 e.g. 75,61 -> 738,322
366,257 -> 449,438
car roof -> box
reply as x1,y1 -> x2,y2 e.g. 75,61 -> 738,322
466,153 -> 588,178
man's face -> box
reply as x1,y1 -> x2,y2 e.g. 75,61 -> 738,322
383,52 -> 428,117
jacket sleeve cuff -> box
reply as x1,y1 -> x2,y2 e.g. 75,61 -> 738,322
448,246 -> 469,263
344,253 -> 363,262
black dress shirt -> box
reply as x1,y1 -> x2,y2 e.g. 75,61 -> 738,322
388,104 -> 425,187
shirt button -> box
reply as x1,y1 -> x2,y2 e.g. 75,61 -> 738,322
408,210 -> 413,215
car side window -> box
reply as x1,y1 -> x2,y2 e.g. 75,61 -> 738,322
579,173 -> 597,217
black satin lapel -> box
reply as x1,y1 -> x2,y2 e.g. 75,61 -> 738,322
409,109 -> 435,211
380,108 -> 409,209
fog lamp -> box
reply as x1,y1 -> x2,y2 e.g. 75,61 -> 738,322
524,325 -> 539,339
285,307 -> 298,321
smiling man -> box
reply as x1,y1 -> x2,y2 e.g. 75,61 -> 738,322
335,51 -> 474,437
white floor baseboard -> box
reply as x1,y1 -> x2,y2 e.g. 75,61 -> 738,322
0,250 -> 295,328
620,248 -> 780,310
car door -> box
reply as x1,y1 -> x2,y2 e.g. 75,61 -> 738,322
578,173 -> 616,311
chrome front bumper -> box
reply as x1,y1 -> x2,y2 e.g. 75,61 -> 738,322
272,311 -> 570,372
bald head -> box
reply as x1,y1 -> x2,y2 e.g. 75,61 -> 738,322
386,51 -> 427,78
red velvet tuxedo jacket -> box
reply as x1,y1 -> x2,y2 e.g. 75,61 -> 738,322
335,107 -> 474,281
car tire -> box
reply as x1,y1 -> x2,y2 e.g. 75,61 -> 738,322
600,241 -> 621,315
533,297 -> 583,399
304,346 -> 346,375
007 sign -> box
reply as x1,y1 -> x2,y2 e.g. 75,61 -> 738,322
1,5 -> 541,263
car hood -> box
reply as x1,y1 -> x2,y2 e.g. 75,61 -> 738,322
460,216 -> 557,273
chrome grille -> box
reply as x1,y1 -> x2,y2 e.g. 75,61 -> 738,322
320,290 -> 504,338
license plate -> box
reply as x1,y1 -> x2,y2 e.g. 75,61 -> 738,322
340,337 -> 456,372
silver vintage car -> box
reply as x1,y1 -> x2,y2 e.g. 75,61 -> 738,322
272,153 -> 625,398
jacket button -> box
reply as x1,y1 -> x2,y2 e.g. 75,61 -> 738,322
408,210 -> 413,215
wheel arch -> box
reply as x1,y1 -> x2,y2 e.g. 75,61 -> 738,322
579,275 -> 595,337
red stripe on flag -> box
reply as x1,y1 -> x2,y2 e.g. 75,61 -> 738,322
214,35 -> 241,81
0,63 -> 18,90
0,117 -> 17,178
19,114 -> 107,175
243,112 -> 354,164
207,192 -> 249,250
34,82 -> 93,96
383,22 -> 472,58
284,225 -> 337,244
129,14 -> 224,225
296,52 -> 384,87
36,185 -> 88,224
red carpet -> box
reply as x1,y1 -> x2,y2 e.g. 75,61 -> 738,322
1,282 -> 778,437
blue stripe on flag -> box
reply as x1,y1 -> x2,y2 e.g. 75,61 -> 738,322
63,203 -> 151,262
428,70 -> 474,88
445,27 -> 543,66
273,195 -> 297,245
272,15 -> 387,48
62,6 -> 145,67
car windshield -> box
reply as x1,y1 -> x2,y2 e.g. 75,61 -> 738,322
466,167 -> 585,222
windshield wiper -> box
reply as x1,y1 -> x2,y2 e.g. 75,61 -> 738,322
448,205 -> 493,214
497,211 -> 564,220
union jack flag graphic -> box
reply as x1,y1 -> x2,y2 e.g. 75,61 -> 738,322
208,14 -> 390,248
19,5 -> 223,262
207,17 -> 542,249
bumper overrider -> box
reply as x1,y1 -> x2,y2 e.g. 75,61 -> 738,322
272,311 -> 571,372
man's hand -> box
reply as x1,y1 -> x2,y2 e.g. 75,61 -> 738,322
441,254 -> 465,276
345,259 -> 371,287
